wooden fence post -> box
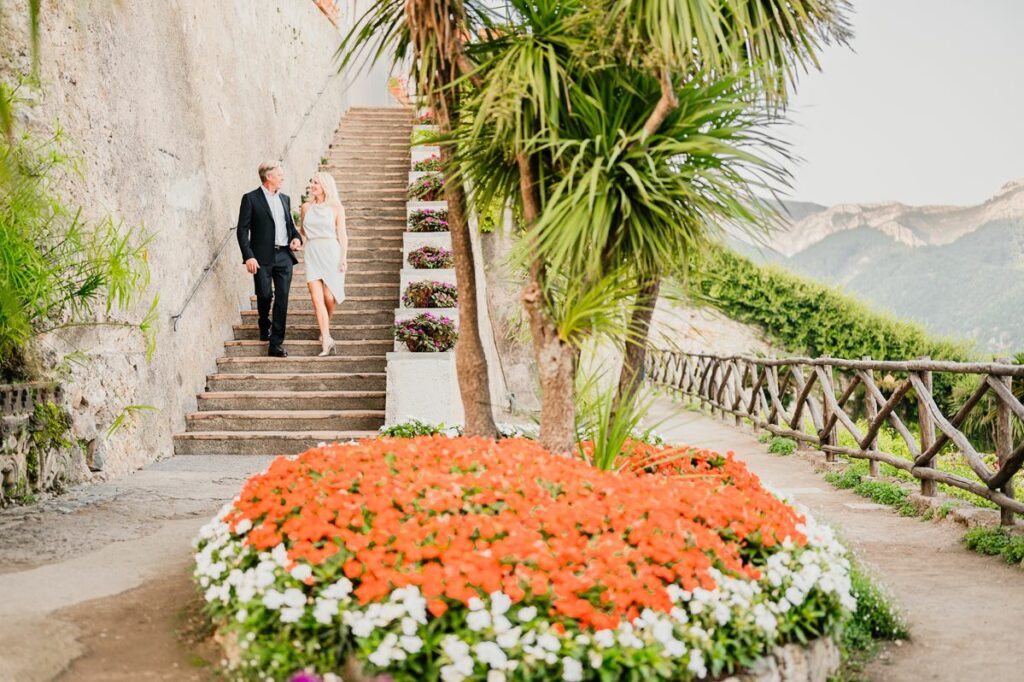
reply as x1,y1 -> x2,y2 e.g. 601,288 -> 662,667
821,365 -> 838,462
863,358 -> 880,477
918,364 -> 937,497
995,373 -> 1015,526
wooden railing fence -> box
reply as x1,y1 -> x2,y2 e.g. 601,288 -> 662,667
644,350 -> 1024,524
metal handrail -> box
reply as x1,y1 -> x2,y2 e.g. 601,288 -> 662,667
169,226 -> 236,331
170,69 -> 344,332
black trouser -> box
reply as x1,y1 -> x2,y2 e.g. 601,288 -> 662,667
253,249 -> 293,348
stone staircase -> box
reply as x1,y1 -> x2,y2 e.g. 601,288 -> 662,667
173,107 -> 412,456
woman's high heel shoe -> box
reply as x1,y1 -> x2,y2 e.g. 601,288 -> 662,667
318,338 -> 336,357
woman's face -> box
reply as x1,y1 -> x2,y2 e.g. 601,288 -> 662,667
310,178 -> 324,201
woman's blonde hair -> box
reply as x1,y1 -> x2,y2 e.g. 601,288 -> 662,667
313,171 -> 340,205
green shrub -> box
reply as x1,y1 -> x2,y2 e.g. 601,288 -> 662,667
687,244 -> 970,363
0,80 -> 155,381
854,480 -> 909,507
767,436 -> 797,455
963,527 -> 1024,564
378,419 -> 456,438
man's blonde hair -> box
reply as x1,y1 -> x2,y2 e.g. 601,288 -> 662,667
258,161 -> 281,183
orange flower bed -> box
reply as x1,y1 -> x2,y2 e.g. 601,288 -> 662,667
224,436 -> 805,631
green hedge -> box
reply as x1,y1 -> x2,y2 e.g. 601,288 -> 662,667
687,244 -> 971,363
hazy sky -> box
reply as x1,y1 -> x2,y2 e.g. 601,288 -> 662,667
783,0 -> 1024,207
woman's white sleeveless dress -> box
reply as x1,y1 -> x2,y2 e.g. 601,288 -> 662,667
303,203 -> 346,301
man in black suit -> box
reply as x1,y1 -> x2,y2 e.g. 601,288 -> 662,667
236,162 -> 302,357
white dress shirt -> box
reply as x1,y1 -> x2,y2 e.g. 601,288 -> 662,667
261,185 -> 288,246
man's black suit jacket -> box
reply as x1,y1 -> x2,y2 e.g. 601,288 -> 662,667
236,187 -> 302,266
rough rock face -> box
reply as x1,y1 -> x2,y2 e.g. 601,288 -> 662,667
765,179 -> 1024,256
723,637 -> 840,682
0,1 -> 358,478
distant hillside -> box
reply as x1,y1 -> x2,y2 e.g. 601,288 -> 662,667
752,179 -> 1024,257
737,180 -> 1024,353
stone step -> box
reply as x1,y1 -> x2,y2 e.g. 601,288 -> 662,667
247,296 -> 397,312
284,282 -> 400,295
239,309 -> 394,326
331,140 -> 412,148
233,324 -> 393,341
173,430 -> 380,456
185,409 -> 385,432
347,235 -> 404,246
305,269 -> 397,284
206,372 -> 386,392
224,339 -> 393,357
197,390 -> 386,412
216,354 -> 387,374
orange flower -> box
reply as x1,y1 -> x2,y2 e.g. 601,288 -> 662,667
224,436 -> 805,630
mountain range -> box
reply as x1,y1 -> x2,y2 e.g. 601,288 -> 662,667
734,179 -> 1024,354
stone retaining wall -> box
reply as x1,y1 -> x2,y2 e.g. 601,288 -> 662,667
0,0 -> 374,478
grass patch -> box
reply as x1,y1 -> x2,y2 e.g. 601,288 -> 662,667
767,436 -> 797,456
962,527 -> 1024,565
836,564 -> 909,679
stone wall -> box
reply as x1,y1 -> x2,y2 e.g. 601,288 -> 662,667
0,0 -> 387,478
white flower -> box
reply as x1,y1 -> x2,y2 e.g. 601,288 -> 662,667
322,577 -> 353,600
280,606 -> 304,623
262,589 -> 286,610
236,609 -> 249,623
474,641 -> 508,669
593,630 -> 615,648
467,609 -> 492,631
290,564 -> 313,582
562,656 -> 583,682
487,671 -> 507,682
271,544 -> 289,567
588,651 -> 603,668
440,665 -> 467,682
351,618 -> 374,638
652,619 -> 674,644
496,627 -> 522,650
785,586 -> 805,607
516,606 -> 537,622
313,598 -> 339,625
687,650 -> 707,678
490,591 -> 512,616
468,597 -> 485,611
283,588 -> 307,609
442,635 -> 471,661
537,634 -> 561,653
234,518 -> 253,535
400,635 -> 424,653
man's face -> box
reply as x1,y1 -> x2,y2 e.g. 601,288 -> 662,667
266,167 -> 284,192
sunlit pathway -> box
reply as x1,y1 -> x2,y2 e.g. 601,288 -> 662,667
651,397 -> 1024,682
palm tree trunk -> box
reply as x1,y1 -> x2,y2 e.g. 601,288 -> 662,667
517,154 -> 576,454
612,277 -> 660,419
433,75 -> 498,439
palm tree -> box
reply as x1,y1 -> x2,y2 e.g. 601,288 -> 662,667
454,0 -> 850,452
338,0 -> 498,438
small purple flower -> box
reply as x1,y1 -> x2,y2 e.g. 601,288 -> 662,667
288,672 -> 322,682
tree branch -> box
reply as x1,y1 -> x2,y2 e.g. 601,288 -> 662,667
640,66 -> 679,140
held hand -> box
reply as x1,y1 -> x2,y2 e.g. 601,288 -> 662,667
289,238 -> 302,251
244,258 -> 259,274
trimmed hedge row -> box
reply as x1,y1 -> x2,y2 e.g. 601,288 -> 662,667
687,245 -> 972,363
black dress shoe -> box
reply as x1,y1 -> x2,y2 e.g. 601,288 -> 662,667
267,346 -> 288,357
259,332 -> 270,342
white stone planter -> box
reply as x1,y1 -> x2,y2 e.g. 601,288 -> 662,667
385,351 -> 464,425
401,268 -> 456,292
411,146 -> 440,165
407,200 -> 448,216
394,307 -> 459,324
402,231 -> 452,263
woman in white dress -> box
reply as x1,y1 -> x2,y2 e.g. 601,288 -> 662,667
299,172 -> 347,356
